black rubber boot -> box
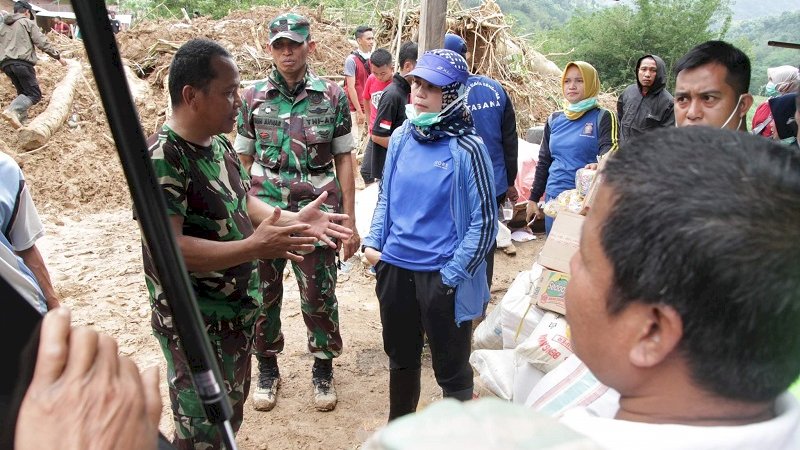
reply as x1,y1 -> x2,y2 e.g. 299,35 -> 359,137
1,95 -> 30,129
14,95 -> 32,122
388,368 -> 421,421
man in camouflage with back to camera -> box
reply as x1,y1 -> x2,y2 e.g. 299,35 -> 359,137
234,13 -> 359,413
144,39 -> 351,449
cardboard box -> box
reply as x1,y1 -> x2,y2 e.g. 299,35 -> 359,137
531,269 -> 570,315
580,154 -> 610,215
538,211 -> 584,274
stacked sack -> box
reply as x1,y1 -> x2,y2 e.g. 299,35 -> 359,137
471,262 -> 573,403
471,153 -> 620,417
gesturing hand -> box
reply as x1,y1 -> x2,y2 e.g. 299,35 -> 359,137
340,225 -> 360,261
15,308 -> 162,450
250,207 -> 318,262
296,191 -> 354,249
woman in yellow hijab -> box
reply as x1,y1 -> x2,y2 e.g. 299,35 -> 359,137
526,61 -> 619,234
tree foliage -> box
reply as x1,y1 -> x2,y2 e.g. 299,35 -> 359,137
726,11 -> 800,93
538,0 -> 733,90
460,0 -> 602,34
119,0 -> 262,20
120,0 -> 387,21
730,0 -> 800,20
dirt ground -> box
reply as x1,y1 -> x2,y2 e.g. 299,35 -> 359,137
34,206 -> 542,449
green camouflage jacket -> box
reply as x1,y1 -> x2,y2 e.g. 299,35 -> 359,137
143,126 -> 260,333
234,67 -> 353,215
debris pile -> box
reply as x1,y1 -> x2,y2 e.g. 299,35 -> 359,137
376,0 -> 567,130
117,6 -> 355,85
1,4 -> 576,214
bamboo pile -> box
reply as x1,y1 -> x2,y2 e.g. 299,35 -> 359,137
116,6 -> 356,84
376,0 -> 566,130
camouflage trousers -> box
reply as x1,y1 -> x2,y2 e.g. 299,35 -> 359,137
155,323 -> 253,450
254,245 -> 343,359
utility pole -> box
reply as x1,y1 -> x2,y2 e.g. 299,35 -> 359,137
418,0 -> 447,54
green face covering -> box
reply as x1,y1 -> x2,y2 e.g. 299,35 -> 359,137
765,82 -> 779,97
565,97 -> 599,114
405,104 -> 443,127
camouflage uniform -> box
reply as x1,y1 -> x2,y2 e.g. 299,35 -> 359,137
143,125 -> 260,449
234,63 -> 353,360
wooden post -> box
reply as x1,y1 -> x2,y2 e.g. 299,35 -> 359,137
418,0 -> 447,54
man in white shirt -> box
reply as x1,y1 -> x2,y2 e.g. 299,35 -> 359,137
0,152 -> 58,313
560,126 -> 800,449
364,127 -> 800,449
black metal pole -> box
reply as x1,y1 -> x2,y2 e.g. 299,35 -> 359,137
71,3 -> 237,449
767,41 -> 800,50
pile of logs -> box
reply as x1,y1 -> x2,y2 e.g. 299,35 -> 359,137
376,0 -> 565,129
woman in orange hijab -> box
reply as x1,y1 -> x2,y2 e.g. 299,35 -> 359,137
526,61 -> 620,233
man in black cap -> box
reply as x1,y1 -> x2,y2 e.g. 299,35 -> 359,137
0,0 -> 66,129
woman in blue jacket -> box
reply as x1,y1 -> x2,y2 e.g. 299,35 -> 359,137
362,49 -> 497,421
526,61 -> 619,233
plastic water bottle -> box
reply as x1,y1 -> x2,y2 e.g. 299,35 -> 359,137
502,198 -> 514,222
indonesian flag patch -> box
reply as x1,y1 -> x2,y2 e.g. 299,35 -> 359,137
379,119 -> 391,130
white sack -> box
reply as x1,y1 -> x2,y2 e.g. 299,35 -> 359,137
473,302 -> 503,350
524,355 -> 621,419
515,312 -> 573,373
469,349 -> 517,401
501,265 -> 545,349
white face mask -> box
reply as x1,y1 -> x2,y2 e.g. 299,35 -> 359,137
720,94 -> 744,130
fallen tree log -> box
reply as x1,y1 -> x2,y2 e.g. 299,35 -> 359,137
18,60 -> 82,151
123,62 -> 151,105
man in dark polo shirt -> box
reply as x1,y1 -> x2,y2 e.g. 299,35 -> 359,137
369,41 -> 417,180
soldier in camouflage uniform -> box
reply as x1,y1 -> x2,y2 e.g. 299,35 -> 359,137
234,13 -> 359,413
144,39 -> 352,449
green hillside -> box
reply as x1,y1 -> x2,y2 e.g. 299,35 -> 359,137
726,11 -> 800,93
730,0 -> 800,19
469,0 -> 796,94
459,0 -> 604,34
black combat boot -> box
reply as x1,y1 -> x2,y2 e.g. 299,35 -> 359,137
252,355 -> 280,411
312,357 -> 337,411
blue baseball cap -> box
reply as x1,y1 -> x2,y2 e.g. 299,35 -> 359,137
408,49 -> 469,87
444,33 -> 467,57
